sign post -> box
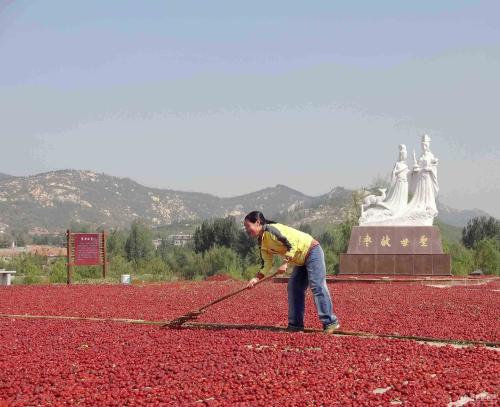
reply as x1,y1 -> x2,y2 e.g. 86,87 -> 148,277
66,230 -> 108,284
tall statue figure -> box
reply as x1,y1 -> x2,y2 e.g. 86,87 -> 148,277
403,134 -> 439,224
381,144 -> 409,214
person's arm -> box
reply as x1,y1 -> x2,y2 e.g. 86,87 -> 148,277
248,248 -> 273,288
266,224 -> 297,261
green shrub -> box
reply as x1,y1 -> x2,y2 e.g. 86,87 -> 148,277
443,240 -> 475,276
242,264 -> 261,281
73,265 -> 102,280
474,238 -> 500,275
109,255 -> 134,278
160,246 -> 205,280
135,256 -> 173,280
323,248 -> 339,275
202,245 -> 243,279
48,259 -> 67,283
10,254 -> 43,284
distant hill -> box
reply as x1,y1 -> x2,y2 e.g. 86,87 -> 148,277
0,173 -> 13,181
0,169 -> 492,235
0,170 -> 318,233
436,201 -> 490,228
435,219 -> 463,242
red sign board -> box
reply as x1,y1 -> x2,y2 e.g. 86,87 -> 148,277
74,233 -> 101,265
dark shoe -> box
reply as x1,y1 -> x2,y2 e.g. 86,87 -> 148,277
323,322 -> 341,333
286,325 -> 304,332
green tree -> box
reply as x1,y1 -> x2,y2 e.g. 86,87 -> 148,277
125,220 -> 154,262
69,221 -> 92,233
135,256 -> 173,281
202,245 -> 242,278
0,236 -> 10,248
193,217 -> 239,253
474,238 -> 500,275
213,217 -> 239,248
318,227 -> 336,248
317,226 -> 343,274
193,219 -> 215,253
11,229 -> 28,247
443,240 -> 475,276
235,230 -> 256,260
298,223 -> 313,235
335,190 -> 363,254
107,229 -> 128,258
462,216 -> 500,249
323,247 -> 339,275
32,233 -> 65,246
161,246 -> 204,280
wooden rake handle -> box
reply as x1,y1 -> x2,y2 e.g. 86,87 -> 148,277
198,270 -> 281,312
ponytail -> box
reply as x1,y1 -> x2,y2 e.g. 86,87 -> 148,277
244,211 -> 276,225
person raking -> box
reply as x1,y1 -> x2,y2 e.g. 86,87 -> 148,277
244,211 -> 340,333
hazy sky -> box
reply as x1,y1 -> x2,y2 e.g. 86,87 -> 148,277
1,1 -> 499,218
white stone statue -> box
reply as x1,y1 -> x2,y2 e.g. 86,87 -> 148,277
402,134 -> 439,224
380,144 -> 410,214
361,188 -> 387,212
359,135 -> 439,226
359,144 -> 409,225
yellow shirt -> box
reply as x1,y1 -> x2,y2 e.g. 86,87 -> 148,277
258,223 -> 316,276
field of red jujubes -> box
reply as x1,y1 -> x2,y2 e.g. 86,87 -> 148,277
0,280 -> 499,406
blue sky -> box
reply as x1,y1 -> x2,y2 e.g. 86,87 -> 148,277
1,1 -> 499,217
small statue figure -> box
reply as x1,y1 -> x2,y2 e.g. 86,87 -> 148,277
359,144 -> 409,224
361,188 -> 387,214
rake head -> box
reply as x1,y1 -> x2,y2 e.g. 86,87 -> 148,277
162,310 -> 203,329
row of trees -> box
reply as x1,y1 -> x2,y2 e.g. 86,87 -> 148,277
1,214 -> 354,283
445,216 -> 500,275
2,205 -> 498,284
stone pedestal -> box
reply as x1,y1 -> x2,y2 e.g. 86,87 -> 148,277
339,226 -> 451,276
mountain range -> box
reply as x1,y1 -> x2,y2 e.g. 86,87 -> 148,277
0,170 -> 490,235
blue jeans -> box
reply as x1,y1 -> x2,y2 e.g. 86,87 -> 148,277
287,245 -> 339,329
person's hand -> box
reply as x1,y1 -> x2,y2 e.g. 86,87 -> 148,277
247,277 -> 260,288
277,263 -> 288,274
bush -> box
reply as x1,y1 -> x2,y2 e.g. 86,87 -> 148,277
48,259 -> 67,283
107,229 -> 128,258
242,264 -> 261,281
125,220 -> 154,262
161,246 -> 204,280
10,254 -> 44,284
474,239 -> 500,275
135,256 -> 173,280
202,245 -> 242,279
443,240 -> 475,276
109,255 -> 134,278
193,217 -> 240,253
462,216 -> 500,249
73,265 -> 102,280
22,274 -> 44,284
323,247 -> 339,275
